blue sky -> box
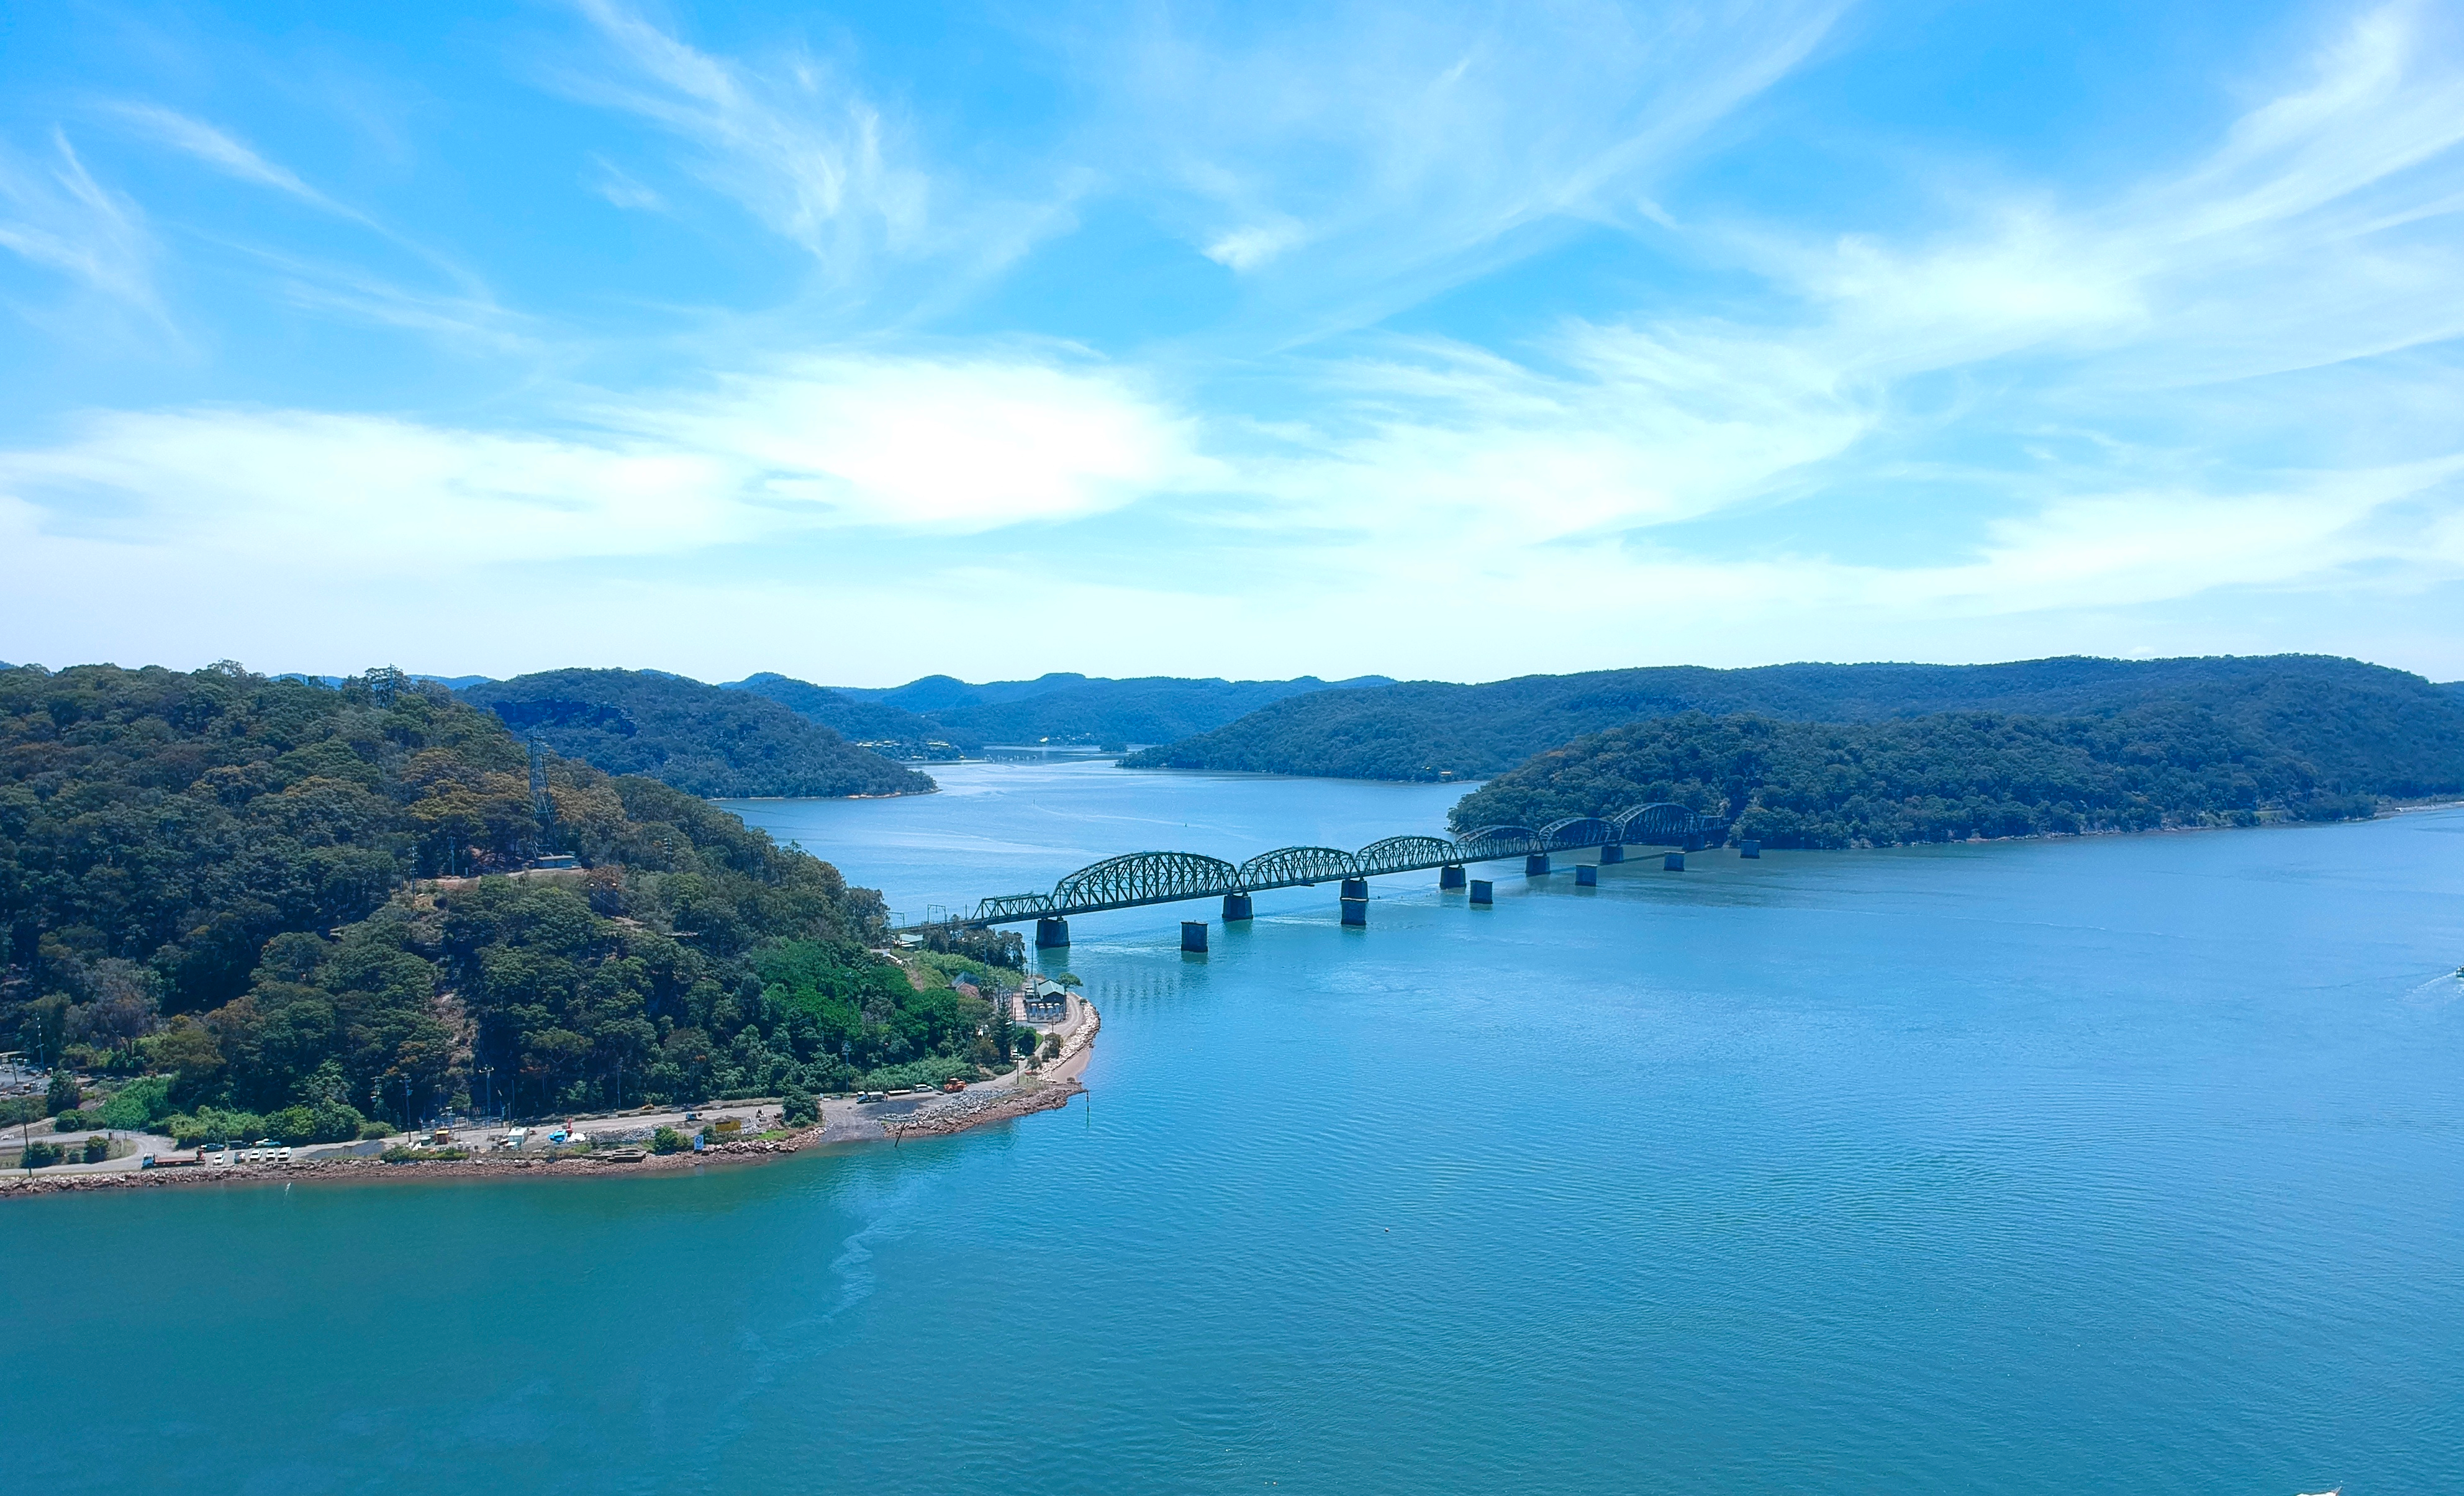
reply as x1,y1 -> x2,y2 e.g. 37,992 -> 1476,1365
3,0 -> 2460,686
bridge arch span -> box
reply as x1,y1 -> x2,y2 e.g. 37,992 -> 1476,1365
1454,825 -> 1543,861
1612,802 -> 1700,845
1541,817 -> 1616,850
1236,845 -> 1358,891
1354,835 -> 1461,876
1051,850 -> 1239,913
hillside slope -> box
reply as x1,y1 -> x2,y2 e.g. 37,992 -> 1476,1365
463,669 -> 933,799
1125,656 -> 2464,782
0,662 -> 1005,1133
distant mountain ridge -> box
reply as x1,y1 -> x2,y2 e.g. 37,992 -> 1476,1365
462,669 -> 933,799
815,671 -> 1395,748
1125,655 -> 2464,783
723,674 -> 981,759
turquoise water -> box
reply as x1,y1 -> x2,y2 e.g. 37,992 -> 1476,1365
7,761 -> 2462,1494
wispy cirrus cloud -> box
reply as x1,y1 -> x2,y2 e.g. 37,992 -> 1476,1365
0,129 -> 161,319
558,0 -> 929,272
1062,0 -> 1846,335
101,102 -> 329,205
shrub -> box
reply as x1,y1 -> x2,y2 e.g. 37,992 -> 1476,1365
307,1100 -> 368,1143
358,1121 -> 396,1141
45,1075 -> 80,1115
266,1105 -> 320,1145
52,1110 -> 96,1133
19,1141 -> 63,1168
98,1076 -> 173,1131
82,1135 -> 110,1163
1040,1031 -> 1062,1059
780,1091 -> 819,1127
650,1126 -> 686,1154
167,1107 -> 266,1146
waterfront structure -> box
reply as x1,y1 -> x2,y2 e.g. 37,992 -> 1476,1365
899,802 -> 1726,940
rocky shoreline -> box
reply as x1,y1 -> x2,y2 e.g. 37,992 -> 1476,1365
1,1004 -> 1098,1202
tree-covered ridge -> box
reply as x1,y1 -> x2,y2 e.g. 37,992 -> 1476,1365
462,668 -> 935,799
724,673 -> 982,759
1126,655 -> 2464,783
1,662 -> 1021,1140
2,662 -> 543,1010
1448,704 -> 2442,848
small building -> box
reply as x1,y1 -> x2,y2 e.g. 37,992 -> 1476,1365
530,853 -> 579,870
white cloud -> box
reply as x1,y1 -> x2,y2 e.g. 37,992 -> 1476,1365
0,353 -> 1213,590
9,2 -> 2464,684
1204,220 -> 1307,272
620,357 -> 1217,528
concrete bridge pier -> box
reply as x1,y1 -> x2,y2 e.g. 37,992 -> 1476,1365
1181,920 -> 1208,953
1470,879 -> 1494,905
1575,864 -> 1598,886
1035,916 -> 1071,948
1664,852 -> 1686,871
1439,863 -> 1466,889
1600,845 -> 1624,864
1683,832 -> 1706,852
1525,853 -> 1551,876
1339,877 -> 1369,900
1740,840 -> 1761,859
1223,892 -> 1254,921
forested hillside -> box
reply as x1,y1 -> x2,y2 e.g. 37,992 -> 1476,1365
1449,702 -> 2456,848
0,663 -> 1019,1143
833,671 -> 1395,747
1127,655 -> 2464,783
725,673 -> 982,759
463,669 -> 933,798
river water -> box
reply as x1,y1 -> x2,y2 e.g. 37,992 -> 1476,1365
8,761 -> 2462,1494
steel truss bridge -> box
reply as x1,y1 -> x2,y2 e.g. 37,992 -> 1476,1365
894,802 -> 1725,938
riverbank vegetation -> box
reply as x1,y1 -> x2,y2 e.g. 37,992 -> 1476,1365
0,661 -> 1020,1135
462,668 -> 934,798
1449,703 -> 2454,848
